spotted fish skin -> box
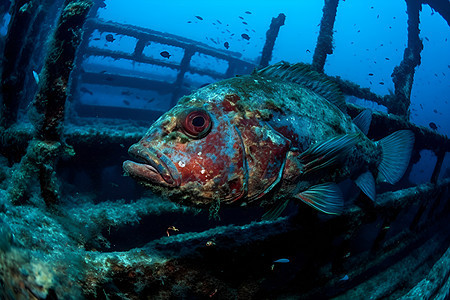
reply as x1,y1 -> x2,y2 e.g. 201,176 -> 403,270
123,62 -> 414,216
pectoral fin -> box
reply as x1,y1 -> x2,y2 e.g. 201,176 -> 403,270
262,199 -> 290,221
295,183 -> 344,215
377,130 -> 414,184
299,134 -> 358,175
353,109 -> 372,135
355,171 -> 376,201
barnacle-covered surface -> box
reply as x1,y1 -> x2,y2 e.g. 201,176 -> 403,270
0,168 -> 449,298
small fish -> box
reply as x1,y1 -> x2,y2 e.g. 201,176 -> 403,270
368,73 -> 374,76
239,16 -> 244,20
224,41 -> 230,49
205,240 -> 216,247
245,11 -> 252,14
424,37 -> 429,41
93,37 -> 101,41
195,16 -> 203,20
166,225 -> 179,236
433,109 -> 438,113
379,82 -> 385,85
121,90 -> 132,96
99,70 -> 107,74
241,33 -> 250,40
80,87 -> 93,95
32,70 -> 39,85
306,49 -> 310,53
123,100 -> 130,106
217,20 -> 222,24
160,51 -> 171,58
187,21 -> 192,23
242,21 -> 248,25
429,122 -> 437,130
273,258 -> 290,263
339,275 -> 349,281
385,57 -> 390,60
105,34 -> 115,42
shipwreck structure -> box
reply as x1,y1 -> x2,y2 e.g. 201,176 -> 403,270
0,0 -> 449,298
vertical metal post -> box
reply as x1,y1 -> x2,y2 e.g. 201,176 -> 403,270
258,13 -> 286,69
9,0 -> 92,205
171,48 -> 194,106
390,0 -> 423,119
311,0 -> 339,73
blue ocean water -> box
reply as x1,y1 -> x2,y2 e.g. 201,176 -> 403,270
1,1 -> 450,298
89,0 -> 450,183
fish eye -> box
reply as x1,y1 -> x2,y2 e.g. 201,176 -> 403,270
178,109 -> 212,139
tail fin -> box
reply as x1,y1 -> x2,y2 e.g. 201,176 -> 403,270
377,130 -> 415,184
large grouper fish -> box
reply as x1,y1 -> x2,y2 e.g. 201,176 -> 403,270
123,62 -> 414,218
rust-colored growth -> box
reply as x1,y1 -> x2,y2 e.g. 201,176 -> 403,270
390,0 -> 423,119
30,0 -> 93,141
259,13 -> 286,69
312,0 -> 339,73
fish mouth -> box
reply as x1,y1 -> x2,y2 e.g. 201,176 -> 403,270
123,144 -> 181,187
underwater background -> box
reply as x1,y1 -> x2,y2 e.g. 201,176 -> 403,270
0,0 -> 450,299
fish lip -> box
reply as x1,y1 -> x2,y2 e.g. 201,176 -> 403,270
124,144 -> 181,187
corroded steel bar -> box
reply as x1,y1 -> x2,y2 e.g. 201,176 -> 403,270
332,76 -> 389,108
312,0 -> 339,73
259,13 -> 286,68
7,0 -> 92,206
346,104 -> 450,151
85,19 -> 246,61
80,179 -> 450,298
400,244 -> 450,299
171,48 -> 195,105
422,0 -> 450,27
30,0 -> 93,140
390,0 -> 423,119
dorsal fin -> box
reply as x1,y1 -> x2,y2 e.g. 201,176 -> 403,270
257,61 -> 346,113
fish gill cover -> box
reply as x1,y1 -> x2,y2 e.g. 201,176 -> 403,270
0,0 -> 449,299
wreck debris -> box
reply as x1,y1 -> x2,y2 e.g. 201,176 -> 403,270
390,0 -> 423,119
311,0 -> 339,73
0,0 -> 448,298
258,13 -> 286,68
7,0 -> 92,205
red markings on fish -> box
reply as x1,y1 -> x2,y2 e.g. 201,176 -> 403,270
124,62 -> 414,219
222,94 -> 241,112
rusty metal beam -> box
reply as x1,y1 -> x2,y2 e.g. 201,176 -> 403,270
421,0 -> 450,27
312,0 -> 339,73
390,0 -> 423,119
259,13 -> 286,68
7,0 -> 92,206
